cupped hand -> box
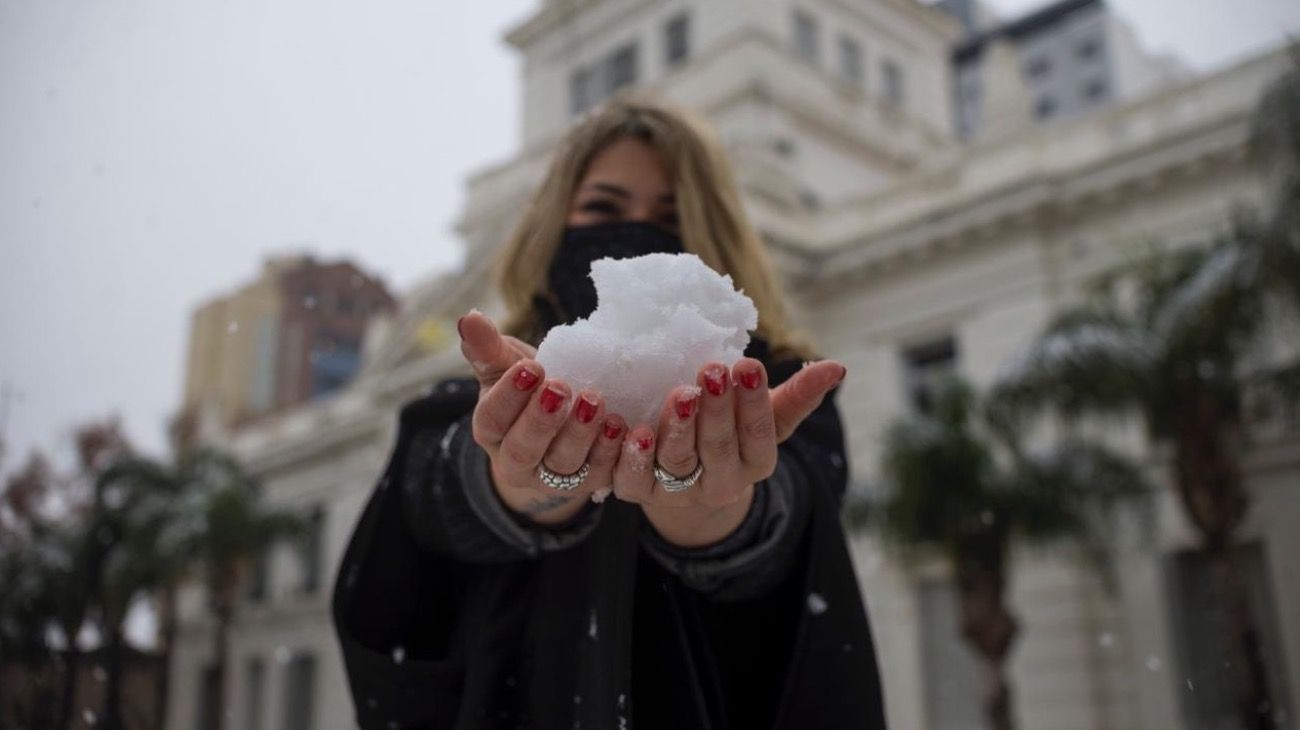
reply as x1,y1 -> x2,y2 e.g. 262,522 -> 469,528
458,310 -> 628,524
611,357 -> 846,547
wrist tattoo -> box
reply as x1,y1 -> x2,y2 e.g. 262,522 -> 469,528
522,493 -> 575,515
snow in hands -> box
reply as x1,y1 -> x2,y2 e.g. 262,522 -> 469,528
537,253 -> 759,427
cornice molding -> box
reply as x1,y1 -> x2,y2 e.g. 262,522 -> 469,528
803,111 -> 1252,293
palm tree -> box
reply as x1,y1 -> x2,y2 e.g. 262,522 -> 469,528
876,379 -> 1147,730
989,50 -> 1300,730
182,449 -> 304,730
0,519 -> 69,729
0,451 -> 100,730
95,447 -> 304,730
90,455 -> 189,730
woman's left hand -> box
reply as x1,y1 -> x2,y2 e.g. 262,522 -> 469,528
610,357 -> 846,548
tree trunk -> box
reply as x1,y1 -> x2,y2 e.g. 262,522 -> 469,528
956,554 -> 1019,730
102,623 -> 126,730
56,594 -> 91,730
1171,398 -> 1275,729
57,647 -> 79,730
1207,548 -> 1277,730
154,589 -> 177,730
207,565 -> 239,730
209,607 -> 229,730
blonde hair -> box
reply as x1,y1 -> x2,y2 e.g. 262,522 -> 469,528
495,94 -> 813,360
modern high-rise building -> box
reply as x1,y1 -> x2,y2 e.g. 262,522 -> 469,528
944,0 -> 1185,137
163,2 -> 1297,729
180,255 -> 396,430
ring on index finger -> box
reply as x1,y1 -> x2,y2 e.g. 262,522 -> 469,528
653,462 -> 704,493
537,462 -> 590,491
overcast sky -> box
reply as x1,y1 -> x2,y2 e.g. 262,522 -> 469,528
2,0 -> 1299,479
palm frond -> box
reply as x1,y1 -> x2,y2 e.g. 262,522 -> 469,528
1153,213 -> 1288,372
991,310 -> 1153,423
876,382 -> 997,553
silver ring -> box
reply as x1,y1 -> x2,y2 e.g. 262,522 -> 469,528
537,462 -> 590,491
653,461 -> 703,493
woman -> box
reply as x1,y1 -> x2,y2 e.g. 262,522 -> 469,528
332,96 -> 886,729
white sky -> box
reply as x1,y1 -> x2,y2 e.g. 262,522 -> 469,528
2,0 -> 1299,479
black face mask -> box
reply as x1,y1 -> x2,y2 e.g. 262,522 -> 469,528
543,221 -> 685,324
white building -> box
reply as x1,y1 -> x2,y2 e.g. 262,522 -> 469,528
165,1 -> 1298,729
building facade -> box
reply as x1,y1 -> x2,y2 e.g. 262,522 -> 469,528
180,255 -> 396,430
165,1 -> 1298,729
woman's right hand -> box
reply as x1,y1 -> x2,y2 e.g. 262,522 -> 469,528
458,310 -> 628,524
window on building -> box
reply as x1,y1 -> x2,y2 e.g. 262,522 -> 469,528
837,35 -> 864,87
195,664 -> 221,730
793,10 -> 819,64
248,317 -> 279,413
570,67 -> 593,116
245,658 -> 265,730
1036,95 -> 1057,119
298,506 -> 325,593
1077,36 -> 1102,60
309,333 -> 360,397
244,546 -> 268,602
919,579 -> 984,730
1083,78 -> 1109,102
882,59 -> 905,106
282,652 -> 317,730
800,189 -> 821,211
1025,56 -> 1052,80
901,336 -> 958,414
608,44 -> 637,90
1167,544 -> 1292,728
570,42 -> 640,116
664,13 -> 689,67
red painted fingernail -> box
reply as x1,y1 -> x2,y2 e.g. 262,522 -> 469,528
513,367 -> 539,391
675,394 -> 698,420
539,385 -> 566,414
456,316 -> 466,338
739,369 -> 762,390
576,395 -> 598,423
636,435 -> 654,451
704,366 -> 727,396
603,420 -> 623,439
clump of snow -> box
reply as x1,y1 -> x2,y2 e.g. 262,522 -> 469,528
806,592 -> 828,615
537,253 -> 758,426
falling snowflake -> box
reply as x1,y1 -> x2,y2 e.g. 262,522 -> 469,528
806,593 -> 828,615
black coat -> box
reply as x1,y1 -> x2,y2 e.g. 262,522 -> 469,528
332,347 -> 887,729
